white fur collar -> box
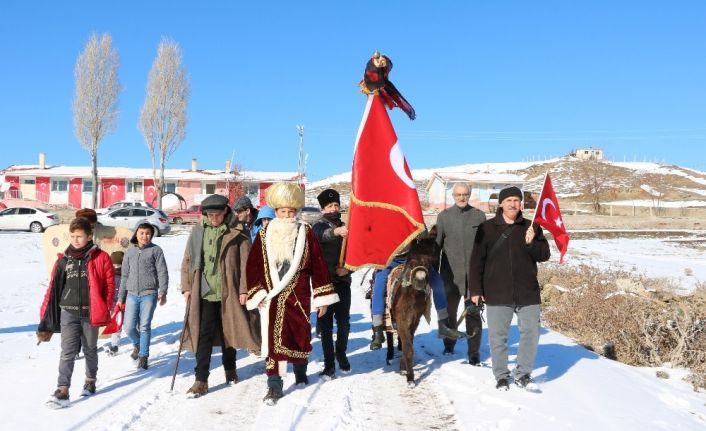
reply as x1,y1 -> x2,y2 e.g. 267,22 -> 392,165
265,222 -> 306,300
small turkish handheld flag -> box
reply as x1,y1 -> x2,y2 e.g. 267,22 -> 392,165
533,173 -> 570,263
345,95 -> 425,269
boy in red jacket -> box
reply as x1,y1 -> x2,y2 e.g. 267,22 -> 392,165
37,217 -> 115,408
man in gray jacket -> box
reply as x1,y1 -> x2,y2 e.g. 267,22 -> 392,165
435,183 -> 487,363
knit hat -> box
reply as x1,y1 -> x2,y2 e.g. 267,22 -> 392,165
316,188 -> 340,208
233,196 -> 254,212
498,186 -> 523,204
265,182 -> 304,210
75,208 -> 98,224
201,194 -> 230,214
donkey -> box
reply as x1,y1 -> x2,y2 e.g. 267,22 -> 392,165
386,236 -> 440,387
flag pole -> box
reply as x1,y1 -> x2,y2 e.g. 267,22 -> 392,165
532,171 -> 549,226
338,236 -> 348,268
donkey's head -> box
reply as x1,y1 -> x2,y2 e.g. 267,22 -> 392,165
401,237 -> 439,292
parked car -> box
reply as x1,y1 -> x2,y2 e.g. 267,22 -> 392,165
298,206 -> 321,224
0,207 -> 60,233
97,206 -> 171,236
97,200 -> 154,214
168,205 -> 202,224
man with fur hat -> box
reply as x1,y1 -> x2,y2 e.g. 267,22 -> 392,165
312,188 -> 352,378
246,182 -> 338,405
468,186 -> 550,391
180,194 -> 261,397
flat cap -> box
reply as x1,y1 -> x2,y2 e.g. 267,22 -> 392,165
201,194 -> 229,213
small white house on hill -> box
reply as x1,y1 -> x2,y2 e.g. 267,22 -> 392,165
426,172 -> 524,212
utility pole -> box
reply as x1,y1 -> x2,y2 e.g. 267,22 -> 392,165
296,125 -> 305,182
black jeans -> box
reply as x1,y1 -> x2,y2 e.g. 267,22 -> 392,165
195,299 -> 235,381
317,278 -> 351,366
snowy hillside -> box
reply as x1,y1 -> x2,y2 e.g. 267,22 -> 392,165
1,229 -> 705,430
306,157 -> 706,208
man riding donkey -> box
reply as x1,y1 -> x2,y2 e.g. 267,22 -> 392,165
369,229 -> 467,350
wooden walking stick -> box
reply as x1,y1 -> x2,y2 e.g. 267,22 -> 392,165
170,295 -> 191,392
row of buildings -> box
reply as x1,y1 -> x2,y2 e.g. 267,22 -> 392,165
1,153 -> 300,210
2,153 -> 542,212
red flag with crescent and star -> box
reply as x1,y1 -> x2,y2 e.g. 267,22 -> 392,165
533,173 -> 570,263
344,94 -> 425,269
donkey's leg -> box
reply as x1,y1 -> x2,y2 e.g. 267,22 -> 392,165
398,322 -> 415,385
386,331 -> 394,365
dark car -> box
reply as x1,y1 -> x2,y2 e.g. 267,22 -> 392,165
168,205 -> 202,224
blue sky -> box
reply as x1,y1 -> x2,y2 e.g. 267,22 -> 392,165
1,1 -> 706,180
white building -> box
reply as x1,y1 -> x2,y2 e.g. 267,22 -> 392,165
426,172 -> 525,212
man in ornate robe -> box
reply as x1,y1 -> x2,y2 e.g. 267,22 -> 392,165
246,182 -> 338,405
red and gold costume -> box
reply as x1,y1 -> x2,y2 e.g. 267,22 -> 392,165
246,221 -> 338,375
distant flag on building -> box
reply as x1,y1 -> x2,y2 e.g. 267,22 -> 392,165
344,94 -> 425,269
532,173 -> 570,263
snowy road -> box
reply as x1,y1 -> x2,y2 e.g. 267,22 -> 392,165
0,229 -> 705,430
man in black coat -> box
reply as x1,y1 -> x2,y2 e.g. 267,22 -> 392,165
468,186 -> 550,390
312,189 -> 352,378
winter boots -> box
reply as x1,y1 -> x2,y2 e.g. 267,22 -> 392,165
294,370 -> 309,386
468,354 -> 481,366
496,378 -> 510,391
137,356 -> 148,370
46,386 -> 70,409
130,345 -> 139,361
106,345 -> 119,356
369,325 -> 385,350
515,374 -> 540,392
263,387 -> 283,406
81,378 -> 96,396
437,319 -> 467,340
264,376 -> 284,406
319,363 -> 336,380
186,380 -> 208,398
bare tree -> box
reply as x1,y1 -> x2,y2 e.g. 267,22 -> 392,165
139,38 -> 189,209
575,159 -> 611,213
73,33 -> 121,209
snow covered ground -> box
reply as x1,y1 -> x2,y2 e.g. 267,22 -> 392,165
1,228 -> 705,430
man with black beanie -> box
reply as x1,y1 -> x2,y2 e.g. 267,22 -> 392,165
468,186 -> 550,391
312,188 -> 352,378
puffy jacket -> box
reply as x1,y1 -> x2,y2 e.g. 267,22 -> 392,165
468,210 -> 550,306
38,248 -> 115,331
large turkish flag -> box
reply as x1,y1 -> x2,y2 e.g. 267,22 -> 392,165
345,95 -> 425,269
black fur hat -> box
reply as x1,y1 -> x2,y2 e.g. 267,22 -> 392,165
317,188 -> 340,208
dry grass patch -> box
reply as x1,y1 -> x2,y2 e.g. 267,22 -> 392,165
540,264 -> 706,390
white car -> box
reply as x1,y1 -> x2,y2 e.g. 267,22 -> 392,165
0,207 -> 60,233
97,200 -> 154,214
97,206 -> 171,236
